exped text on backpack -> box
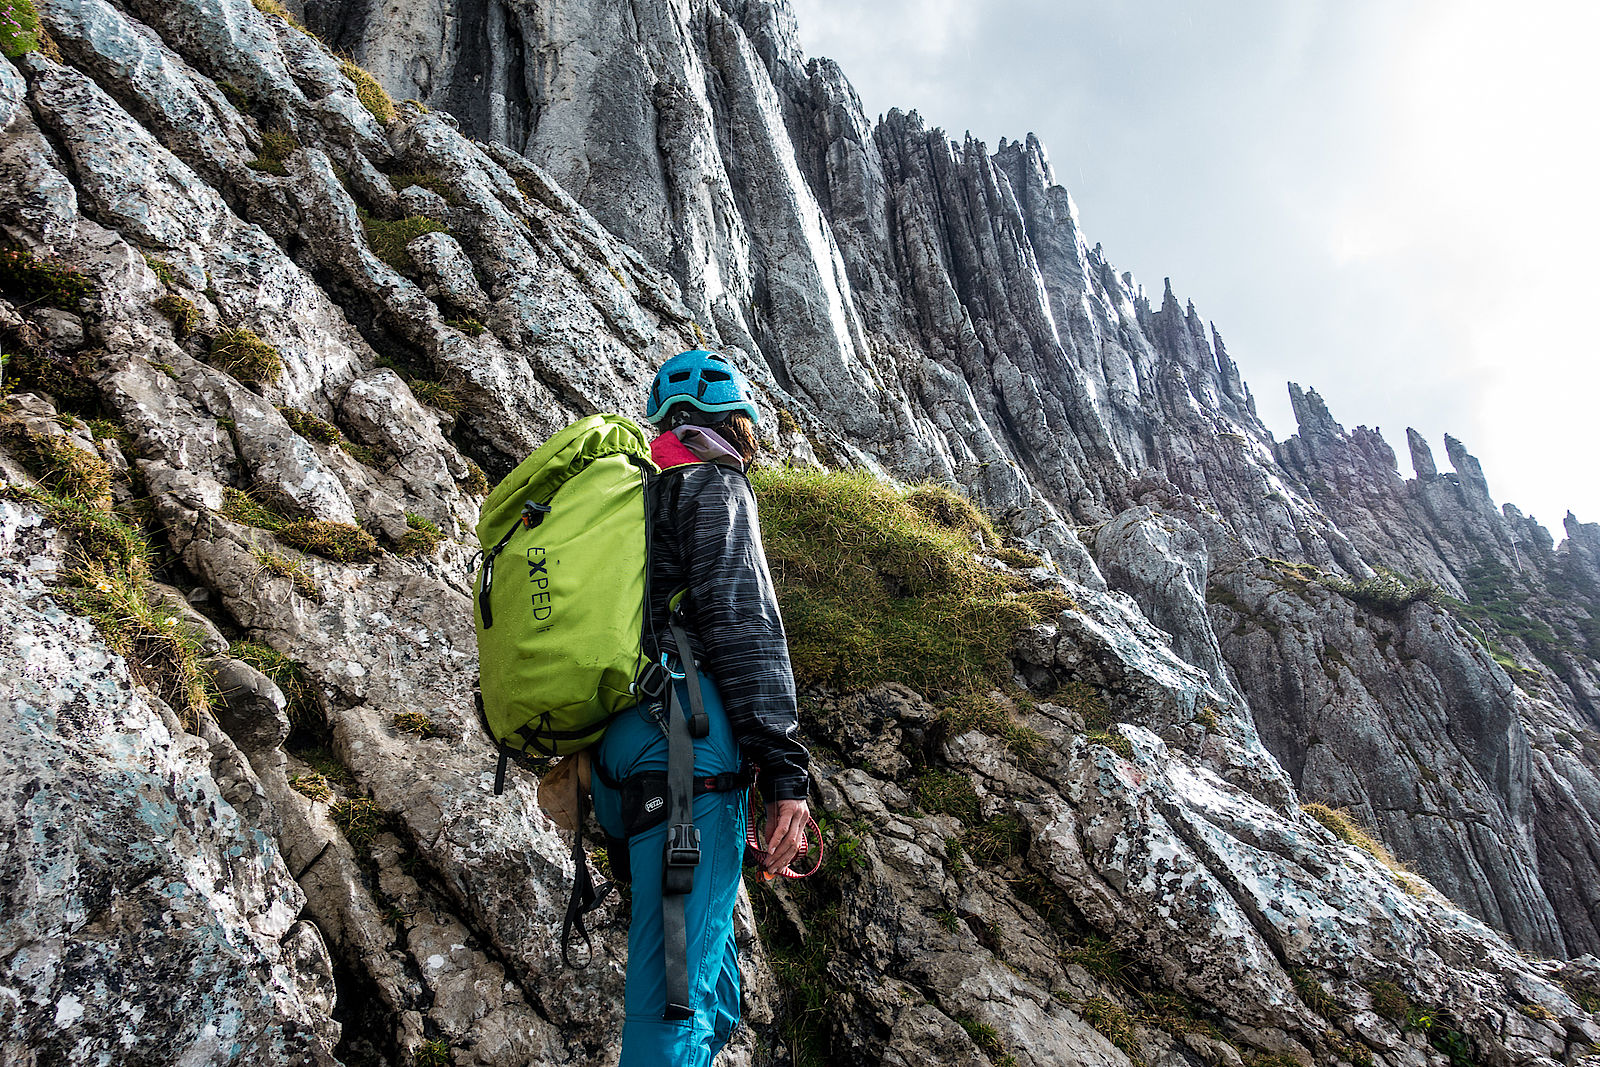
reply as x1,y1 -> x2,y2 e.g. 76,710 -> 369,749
473,413 -> 659,787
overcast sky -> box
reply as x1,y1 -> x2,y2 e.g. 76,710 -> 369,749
787,0 -> 1600,534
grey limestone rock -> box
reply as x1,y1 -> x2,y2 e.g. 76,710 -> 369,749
212,655 -> 293,755
4,0 -> 1599,1062
0,557 -> 338,1064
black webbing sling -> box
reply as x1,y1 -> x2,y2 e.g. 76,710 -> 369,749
660,613 -> 710,1020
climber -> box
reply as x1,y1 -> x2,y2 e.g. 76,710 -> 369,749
587,349 -> 812,1065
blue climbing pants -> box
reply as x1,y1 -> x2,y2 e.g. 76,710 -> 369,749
590,674 -> 747,1066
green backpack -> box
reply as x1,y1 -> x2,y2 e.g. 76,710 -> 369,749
474,413 -> 720,1011
474,413 -> 660,787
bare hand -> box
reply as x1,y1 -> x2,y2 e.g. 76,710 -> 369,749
760,798 -> 811,874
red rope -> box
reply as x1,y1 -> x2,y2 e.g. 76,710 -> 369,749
745,788 -> 824,880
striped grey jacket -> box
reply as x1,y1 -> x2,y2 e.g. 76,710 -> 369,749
649,461 -> 810,803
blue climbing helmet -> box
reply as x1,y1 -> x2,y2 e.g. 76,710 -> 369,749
643,349 -> 760,427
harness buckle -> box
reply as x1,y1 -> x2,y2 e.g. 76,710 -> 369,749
663,824 -> 700,895
632,659 -> 667,699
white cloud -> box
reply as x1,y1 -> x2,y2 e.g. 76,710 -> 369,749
786,0 -> 1600,528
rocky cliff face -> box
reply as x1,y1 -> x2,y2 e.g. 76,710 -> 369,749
3,0 -> 1600,1064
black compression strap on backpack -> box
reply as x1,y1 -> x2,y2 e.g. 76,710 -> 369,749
476,500 -> 552,630
661,678 -> 698,1020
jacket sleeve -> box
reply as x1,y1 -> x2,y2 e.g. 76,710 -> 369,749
674,465 -> 810,802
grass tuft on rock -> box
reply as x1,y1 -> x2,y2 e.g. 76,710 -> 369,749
1289,966 -> 1343,1017
993,545 -> 1045,568
154,294 -> 201,339
358,211 -> 445,273
909,769 -> 981,823
395,512 -> 443,556
953,1015 -> 1006,1059
330,797 -> 383,850
443,316 -> 485,336
750,466 -> 1044,691
1,482 -> 142,569
1054,680 -> 1113,730
4,347 -> 101,410
339,59 -> 396,123
1320,567 -> 1441,613
1136,992 -> 1224,1041
412,1039 -> 451,1067
231,640 -> 320,729
1,481 -> 213,726
252,546 -> 321,600
275,406 -> 381,466
249,0 -> 317,36
1366,980 -> 1412,1021
216,81 -> 251,110
142,254 -> 180,290
1085,729 -> 1134,760
72,560 -> 215,725
1301,803 -> 1404,871
277,406 -> 341,444
222,486 -> 290,531
0,245 -> 96,309
278,519 -> 380,563
962,812 -> 1028,866
5,422 -> 113,503
461,460 -> 490,497
207,328 -> 282,385
936,692 -> 1046,765
392,711 -> 438,738
389,171 -> 458,204
407,378 -> 461,414
1065,936 -> 1131,985
1081,997 -> 1140,1058
289,772 -> 333,802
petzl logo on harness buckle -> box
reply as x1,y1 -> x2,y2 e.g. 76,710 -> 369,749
663,824 -> 700,895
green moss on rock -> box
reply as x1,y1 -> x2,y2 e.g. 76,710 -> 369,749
395,512 -> 443,556
750,466 -> 1044,692
207,328 -> 282,385
339,60 -> 396,123
247,129 -> 301,175
154,294 -> 201,339
358,211 -> 446,273
277,519 -> 380,563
